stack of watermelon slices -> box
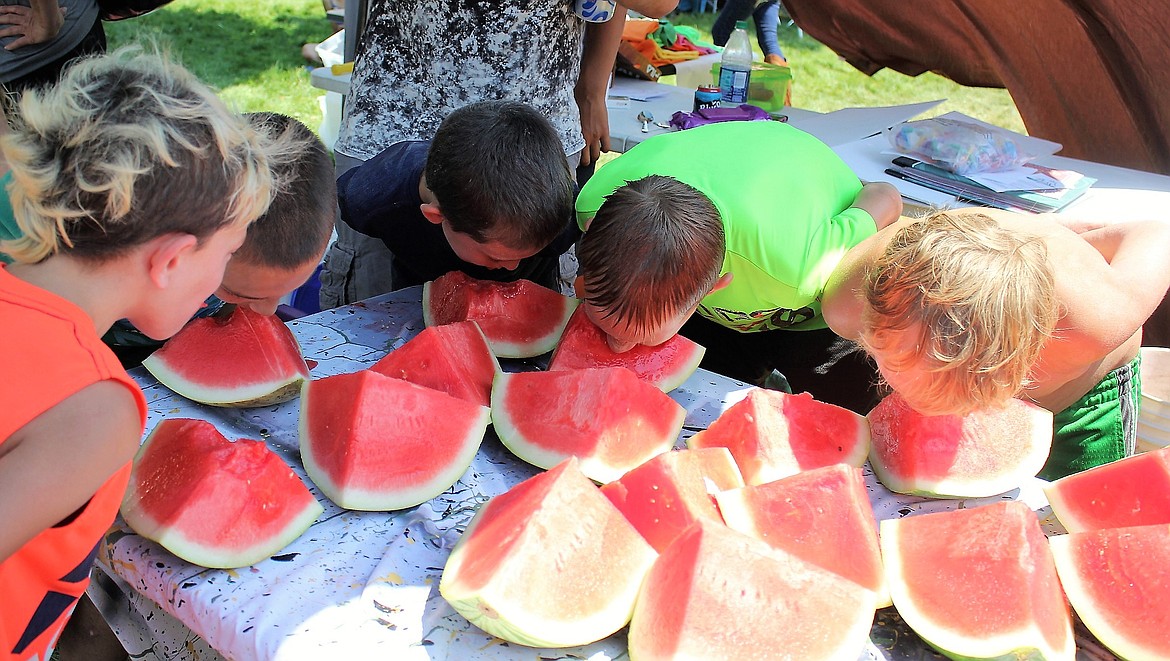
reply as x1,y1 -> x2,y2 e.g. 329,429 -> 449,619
1042,447 -> 1170,660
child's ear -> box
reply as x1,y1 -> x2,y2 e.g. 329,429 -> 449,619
573,275 -> 585,299
708,272 -> 733,294
144,233 -> 199,289
420,202 -> 445,226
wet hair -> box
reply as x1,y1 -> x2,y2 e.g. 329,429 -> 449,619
861,210 -> 1059,413
233,112 -> 335,269
0,46 -> 275,264
577,175 -> 724,333
424,100 -> 574,249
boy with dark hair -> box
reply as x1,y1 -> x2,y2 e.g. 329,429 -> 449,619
575,121 -> 903,413
330,99 -> 579,294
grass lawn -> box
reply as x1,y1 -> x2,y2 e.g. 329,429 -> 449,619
105,1 -> 1025,142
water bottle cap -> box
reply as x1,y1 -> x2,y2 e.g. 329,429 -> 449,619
735,20 -> 749,30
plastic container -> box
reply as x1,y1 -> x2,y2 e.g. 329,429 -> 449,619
712,60 -> 792,113
718,21 -> 753,107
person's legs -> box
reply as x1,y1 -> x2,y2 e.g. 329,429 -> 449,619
679,315 -> 881,414
318,152 -> 397,309
752,1 -> 785,61
711,0 -> 757,46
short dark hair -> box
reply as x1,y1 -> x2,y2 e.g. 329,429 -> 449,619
234,112 -> 336,269
424,100 -> 574,248
578,175 -> 725,332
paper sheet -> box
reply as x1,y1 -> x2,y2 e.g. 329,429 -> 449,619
788,100 -> 944,147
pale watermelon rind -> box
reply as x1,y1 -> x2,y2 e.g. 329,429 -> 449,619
868,406 -> 1053,499
1049,532 -> 1166,661
298,379 -> 491,511
142,354 -> 307,408
439,494 -> 656,648
490,371 -> 685,483
123,495 -> 323,569
880,518 -> 1075,661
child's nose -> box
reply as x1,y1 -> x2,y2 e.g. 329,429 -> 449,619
246,298 -> 281,317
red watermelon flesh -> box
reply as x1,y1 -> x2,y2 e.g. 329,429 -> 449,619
142,305 -> 310,407
547,306 -> 705,393
715,463 -> 890,607
687,389 -> 870,485
120,418 -> 323,569
491,367 -> 685,483
867,393 -> 1053,498
881,502 -> 1074,661
440,457 -> 657,648
422,270 -> 577,359
299,370 -> 490,511
600,447 -> 744,553
369,320 -> 499,407
628,519 -> 879,661
1043,445 -> 1170,533
1050,524 -> 1170,661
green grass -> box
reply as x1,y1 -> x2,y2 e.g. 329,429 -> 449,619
103,2 -> 1024,139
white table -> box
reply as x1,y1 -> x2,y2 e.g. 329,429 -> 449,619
89,287 -> 1120,661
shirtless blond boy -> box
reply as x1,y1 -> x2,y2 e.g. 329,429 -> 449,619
821,208 -> 1170,479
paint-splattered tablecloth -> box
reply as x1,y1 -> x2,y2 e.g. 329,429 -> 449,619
89,287 -> 1108,661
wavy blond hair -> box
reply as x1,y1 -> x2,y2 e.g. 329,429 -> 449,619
0,45 -> 275,264
861,211 -> 1059,413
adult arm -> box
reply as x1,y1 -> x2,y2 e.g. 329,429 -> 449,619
575,10 -> 626,167
0,381 -> 141,562
0,0 -> 65,51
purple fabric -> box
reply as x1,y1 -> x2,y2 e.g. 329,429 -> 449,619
669,104 -> 772,130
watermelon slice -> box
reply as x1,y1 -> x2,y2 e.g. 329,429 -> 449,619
369,320 -> 500,407
881,502 -> 1074,661
1049,524 -> 1170,661
628,519 -> 879,661
600,447 -> 744,553
440,457 -> 658,648
1043,445 -> 1170,533
687,389 -> 870,485
715,464 -> 890,607
422,270 -> 577,358
142,305 -> 311,407
490,367 -> 685,483
547,306 -> 705,392
299,370 -> 490,511
867,393 -> 1053,498
120,418 -> 323,569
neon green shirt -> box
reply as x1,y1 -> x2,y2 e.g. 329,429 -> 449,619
576,121 -> 875,331
0,172 -> 16,264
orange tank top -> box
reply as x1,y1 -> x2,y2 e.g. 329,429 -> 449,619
0,266 -> 147,661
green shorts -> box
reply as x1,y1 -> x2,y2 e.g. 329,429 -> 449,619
1039,356 -> 1141,481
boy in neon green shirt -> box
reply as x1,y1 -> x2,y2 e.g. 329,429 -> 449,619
575,121 -> 902,412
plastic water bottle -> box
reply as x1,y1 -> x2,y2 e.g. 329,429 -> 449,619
718,21 -> 753,107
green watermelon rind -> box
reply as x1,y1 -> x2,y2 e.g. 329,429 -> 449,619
439,459 -> 658,648
490,369 -> 685,483
298,376 -> 491,511
880,517 -> 1075,661
120,422 -> 324,569
867,397 -> 1054,499
1049,529 -> 1169,661
422,277 -> 580,359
